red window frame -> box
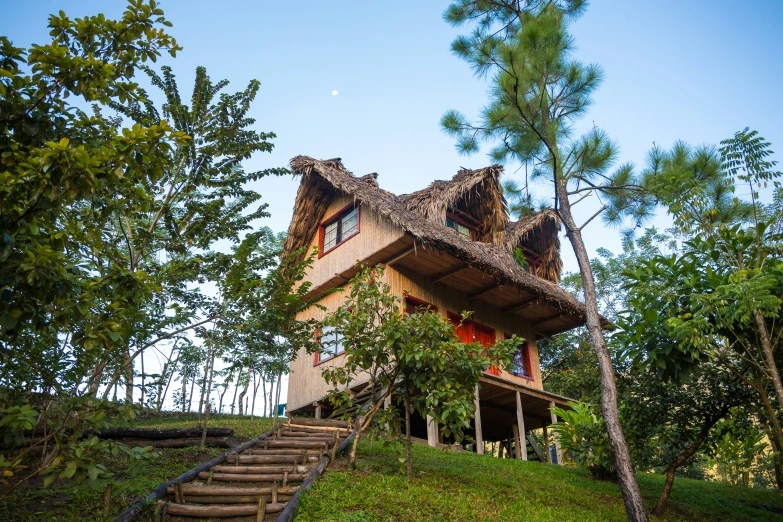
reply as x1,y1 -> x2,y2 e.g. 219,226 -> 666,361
445,212 -> 477,240
318,202 -> 361,258
403,295 -> 437,315
313,326 -> 346,366
506,333 -> 533,380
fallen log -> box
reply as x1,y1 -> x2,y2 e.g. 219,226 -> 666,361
90,427 -> 233,440
121,437 -> 230,448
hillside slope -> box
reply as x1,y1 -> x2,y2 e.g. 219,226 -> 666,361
296,440 -> 783,522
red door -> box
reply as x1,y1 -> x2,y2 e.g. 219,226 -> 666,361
473,323 -> 499,375
449,314 -> 499,376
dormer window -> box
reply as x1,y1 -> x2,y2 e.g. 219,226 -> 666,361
319,203 -> 360,257
445,212 -> 477,240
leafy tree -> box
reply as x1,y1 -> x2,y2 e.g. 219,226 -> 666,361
321,265 -> 518,478
621,130 -> 783,488
442,3 -> 658,517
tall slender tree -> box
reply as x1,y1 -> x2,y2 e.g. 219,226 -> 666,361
443,2 -> 653,518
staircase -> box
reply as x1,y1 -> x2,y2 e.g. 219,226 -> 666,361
155,417 -> 351,521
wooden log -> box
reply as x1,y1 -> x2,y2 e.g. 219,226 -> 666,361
165,485 -> 299,497
170,494 -> 294,504
212,465 -> 310,474
89,427 -> 233,440
165,502 -> 285,517
226,455 -> 319,465
286,424 -> 349,433
198,472 -> 306,482
123,436 -> 230,448
265,440 -> 328,449
244,449 -> 322,457
287,417 -> 350,428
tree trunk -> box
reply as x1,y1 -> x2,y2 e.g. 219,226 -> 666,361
769,435 -> 783,490
125,343 -> 134,404
251,371 -> 259,421
652,418 -> 716,516
188,368 -> 196,413
260,376 -> 267,418
238,373 -> 249,416
348,387 -> 393,468
754,310 -> 783,418
557,181 -> 648,522
405,394 -> 412,481
140,350 -> 145,408
230,367 -> 242,415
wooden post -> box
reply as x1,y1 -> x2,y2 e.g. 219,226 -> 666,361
542,425 -> 552,463
474,385 -> 484,455
383,394 -> 392,435
426,415 -> 438,447
512,424 -> 522,460
515,391 -> 528,461
550,401 -> 562,465
314,402 -> 322,420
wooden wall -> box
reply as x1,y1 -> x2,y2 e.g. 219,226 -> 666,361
287,260 -> 545,413
303,193 -> 405,291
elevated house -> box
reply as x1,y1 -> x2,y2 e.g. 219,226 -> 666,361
282,156 -> 589,462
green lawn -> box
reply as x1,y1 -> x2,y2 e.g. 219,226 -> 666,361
0,414 -> 276,521
296,440 -> 783,522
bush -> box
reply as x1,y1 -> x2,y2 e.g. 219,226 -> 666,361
551,401 -> 616,480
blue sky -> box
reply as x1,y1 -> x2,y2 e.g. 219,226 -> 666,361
4,0 -> 782,273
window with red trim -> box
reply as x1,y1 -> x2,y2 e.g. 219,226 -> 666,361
313,326 -> 345,365
319,203 -> 360,257
404,295 -> 437,315
445,212 -> 477,240
506,333 -> 532,379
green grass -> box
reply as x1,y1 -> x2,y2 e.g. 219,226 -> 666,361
0,414 -> 277,521
295,440 -> 783,522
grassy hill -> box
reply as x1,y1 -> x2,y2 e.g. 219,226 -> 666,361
2,414 -> 780,521
296,439 -> 783,522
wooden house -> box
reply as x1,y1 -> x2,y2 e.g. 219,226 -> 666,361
282,156 -> 590,462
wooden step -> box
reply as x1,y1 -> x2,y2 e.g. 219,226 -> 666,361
166,502 -> 285,517
287,417 -> 350,428
212,464 -> 310,474
227,454 -> 312,464
171,494 -> 294,504
199,472 -> 306,482
240,448 -> 323,457
285,424 -> 350,434
166,485 -> 299,496
263,440 -> 328,449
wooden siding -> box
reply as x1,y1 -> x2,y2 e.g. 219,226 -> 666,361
303,193 -> 405,291
287,264 -> 544,412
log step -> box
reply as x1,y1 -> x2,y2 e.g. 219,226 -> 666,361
226,455 -> 314,464
166,502 -> 285,517
198,472 -> 307,482
242,449 -> 323,456
212,465 -> 310,474
287,417 -> 350,428
263,440 -> 328,449
167,485 -> 299,496
285,424 -> 350,433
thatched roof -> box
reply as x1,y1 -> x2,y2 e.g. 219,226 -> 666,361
504,210 -> 562,283
400,166 -> 507,246
283,156 -> 587,322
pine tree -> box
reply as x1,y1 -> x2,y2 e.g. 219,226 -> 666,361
443,2 -> 653,519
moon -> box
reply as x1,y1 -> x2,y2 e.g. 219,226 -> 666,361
331,90 -> 339,96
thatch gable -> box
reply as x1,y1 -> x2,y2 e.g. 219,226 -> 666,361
505,210 -> 562,283
283,156 -> 586,323
400,166 -> 507,245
